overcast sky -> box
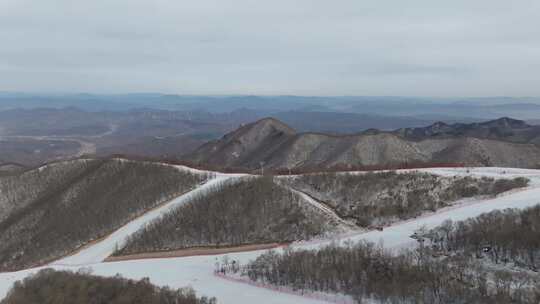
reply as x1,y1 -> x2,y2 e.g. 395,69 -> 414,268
1,0 -> 539,96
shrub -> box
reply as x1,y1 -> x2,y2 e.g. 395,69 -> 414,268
492,177 -> 529,195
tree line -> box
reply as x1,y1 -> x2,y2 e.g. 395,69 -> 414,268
223,242 -> 540,304
115,154 -> 467,175
427,205 -> 540,271
1,268 -> 216,304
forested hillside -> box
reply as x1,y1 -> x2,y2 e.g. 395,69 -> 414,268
0,159 -> 96,223
188,117 -> 540,170
1,268 -> 216,304
115,176 -> 337,256
427,205 -> 540,271
223,205 -> 540,303
227,241 -> 540,304
0,159 -> 207,271
115,172 -> 528,257
284,171 -> 528,227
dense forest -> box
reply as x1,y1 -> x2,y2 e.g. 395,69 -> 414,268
115,171 -> 529,256
0,159 -> 96,223
115,176 -> 336,256
426,205 -> 540,271
0,158 -> 208,271
223,242 -> 540,304
218,205 -> 540,303
284,171 -> 528,227
1,268 -> 216,304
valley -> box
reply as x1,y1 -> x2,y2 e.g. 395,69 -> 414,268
0,107 -> 451,168
6,106 -> 540,171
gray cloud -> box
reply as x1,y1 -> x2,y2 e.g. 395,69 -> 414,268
0,0 -> 539,96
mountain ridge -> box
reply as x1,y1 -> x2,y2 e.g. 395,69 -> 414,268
187,117 -> 540,169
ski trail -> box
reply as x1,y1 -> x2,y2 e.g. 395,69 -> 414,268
51,176 -> 233,266
294,184 -> 540,251
2,167 -> 540,303
288,186 -> 356,230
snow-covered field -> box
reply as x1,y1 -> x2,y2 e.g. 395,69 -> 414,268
1,167 -> 540,303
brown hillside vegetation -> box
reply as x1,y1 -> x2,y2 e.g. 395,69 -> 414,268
1,268 -> 216,304
114,176 -> 337,256
283,171 -> 529,227
114,172 -> 527,257
0,158 -> 208,271
226,205 -> 540,304
187,117 -> 540,170
228,241 -> 540,304
428,205 -> 540,271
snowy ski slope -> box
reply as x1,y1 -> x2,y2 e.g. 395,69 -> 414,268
1,167 -> 540,303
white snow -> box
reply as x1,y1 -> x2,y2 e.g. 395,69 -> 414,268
296,184 -> 540,251
52,175 -> 236,266
1,167 -> 540,303
288,186 -> 355,230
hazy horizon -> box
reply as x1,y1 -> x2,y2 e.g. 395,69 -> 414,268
1,91 -> 540,100
1,0 -> 539,97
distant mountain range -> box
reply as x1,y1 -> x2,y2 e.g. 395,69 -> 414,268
2,93 -> 540,119
0,107 -> 472,167
3,103 -> 540,169
396,117 -> 540,144
187,117 -> 540,170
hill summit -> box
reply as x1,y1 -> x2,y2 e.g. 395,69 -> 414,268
187,117 -> 540,170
